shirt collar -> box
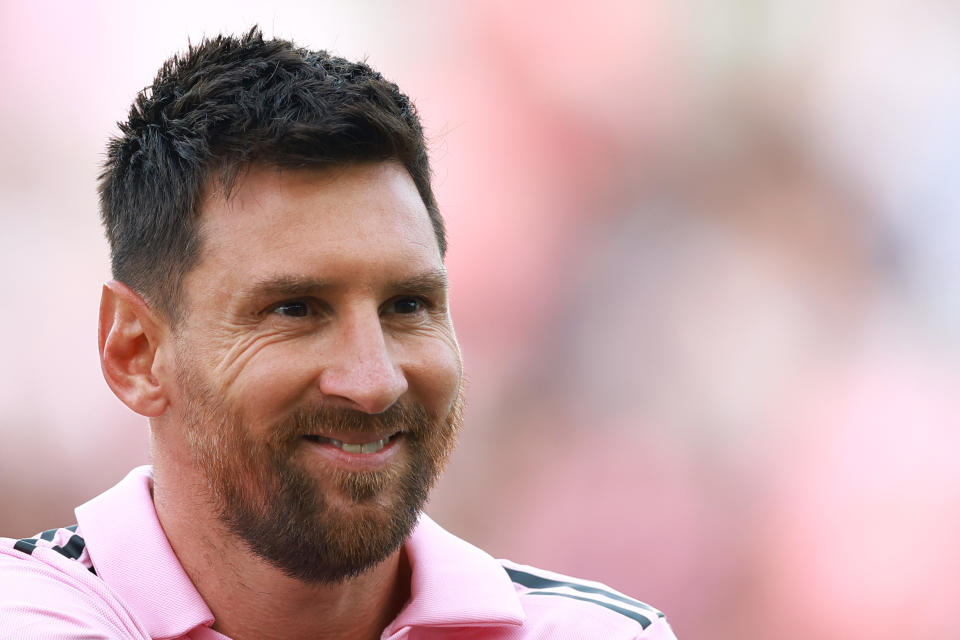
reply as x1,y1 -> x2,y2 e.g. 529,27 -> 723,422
76,466 -> 524,637
75,466 -> 215,640
384,514 -> 525,634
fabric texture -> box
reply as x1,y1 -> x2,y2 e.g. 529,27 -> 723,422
0,466 -> 676,639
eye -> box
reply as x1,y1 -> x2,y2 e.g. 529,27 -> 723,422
271,300 -> 311,317
385,297 -> 425,315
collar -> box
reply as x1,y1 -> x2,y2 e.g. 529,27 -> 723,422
75,466 -> 215,640
384,514 -> 525,633
76,466 -> 525,638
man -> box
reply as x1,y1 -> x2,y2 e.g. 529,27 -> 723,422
0,29 -> 676,639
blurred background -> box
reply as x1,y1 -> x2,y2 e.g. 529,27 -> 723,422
2,1 -> 959,637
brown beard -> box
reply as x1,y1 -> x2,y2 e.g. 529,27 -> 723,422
179,370 -> 463,584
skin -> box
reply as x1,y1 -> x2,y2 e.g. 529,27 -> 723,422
98,161 -> 463,640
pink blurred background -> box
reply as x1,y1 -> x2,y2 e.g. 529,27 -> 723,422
2,2 -> 959,638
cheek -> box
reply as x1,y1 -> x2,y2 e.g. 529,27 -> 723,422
405,338 -> 463,417
223,347 -> 318,422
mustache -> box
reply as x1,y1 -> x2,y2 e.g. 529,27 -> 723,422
279,403 -> 433,441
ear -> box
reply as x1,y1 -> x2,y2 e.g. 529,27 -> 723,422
99,281 -> 170,417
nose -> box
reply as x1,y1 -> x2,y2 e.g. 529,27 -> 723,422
317,309 -> 408,414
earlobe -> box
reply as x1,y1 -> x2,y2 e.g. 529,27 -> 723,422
99,281 -> 170,417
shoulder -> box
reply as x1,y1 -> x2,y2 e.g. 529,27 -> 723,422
500,560 -> 677,639
0,528 -> 149,640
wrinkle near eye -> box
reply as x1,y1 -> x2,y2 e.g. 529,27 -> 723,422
212,330 -> 301,391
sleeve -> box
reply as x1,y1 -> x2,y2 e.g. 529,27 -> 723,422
0,544 -> 151,640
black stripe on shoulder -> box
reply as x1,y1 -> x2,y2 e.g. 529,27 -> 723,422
504,567 -> 664,616
504,567 -> 666,629
52,534 -> 87,561
12,527 -> 96,575
14,538 -> 38,555
525,590 -> 655,628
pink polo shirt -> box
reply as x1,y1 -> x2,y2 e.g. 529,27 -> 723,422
1,467 -> 676,639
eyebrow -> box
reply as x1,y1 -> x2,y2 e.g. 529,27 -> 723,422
393,269 -> 450,295
238,268 -> 449,301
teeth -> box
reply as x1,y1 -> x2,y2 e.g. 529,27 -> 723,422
323,437 -> 391,454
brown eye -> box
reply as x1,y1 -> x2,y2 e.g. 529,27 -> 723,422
273,301 -> 310,317
387,297 -> 424,314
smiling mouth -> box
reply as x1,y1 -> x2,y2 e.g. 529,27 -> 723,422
303,433 -> 399,454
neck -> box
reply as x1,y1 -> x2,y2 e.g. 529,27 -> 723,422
151,458 -> 411,640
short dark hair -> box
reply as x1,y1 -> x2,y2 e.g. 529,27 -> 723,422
99,27 -> 444,321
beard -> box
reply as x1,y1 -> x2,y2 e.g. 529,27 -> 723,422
178,368 -> 463,584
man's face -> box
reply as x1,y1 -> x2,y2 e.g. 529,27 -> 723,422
166,161 -> 463,583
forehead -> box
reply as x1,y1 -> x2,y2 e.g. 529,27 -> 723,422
209,161 -> 435,248
190,161 -> 442,286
